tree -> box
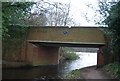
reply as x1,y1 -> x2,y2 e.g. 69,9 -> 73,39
85,1 -> 120,63
24,1 -> 47,26
46,2 -> 75,26
104,2 -> 120,63
97,1 -> 117,25
2,2 -> 35,39
25,12 -> 47,26
2,2 -> 35,61
94,1 -> 120,63
26,1 -> 76,26
84,1 -> 116,25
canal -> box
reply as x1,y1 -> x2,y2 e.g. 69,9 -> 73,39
3,52 -> 97,79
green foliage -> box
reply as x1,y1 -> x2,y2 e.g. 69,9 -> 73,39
104,2 -> 120,62
63,52 -> 79,60
64,69 -> 81,79
62,47 -> 79,60
98,2 -> 120,63
2,2 -> 35,60
2,2 -> 35,39
7,24 -> 29,39
96,2 -> 117,25
2,24 -> 30,61
104,62 -> 120,78
105,2 -> 120,29
70,69 -> 80,74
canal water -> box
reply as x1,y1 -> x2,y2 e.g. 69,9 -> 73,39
3,52 -> 97,79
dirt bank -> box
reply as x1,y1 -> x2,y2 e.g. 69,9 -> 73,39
79,66 -> 113,79
65,65 -> 118,80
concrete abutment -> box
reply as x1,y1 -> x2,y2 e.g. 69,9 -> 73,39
26,42 -> 60,66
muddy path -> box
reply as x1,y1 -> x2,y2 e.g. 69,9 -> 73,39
79,66 -> 115,81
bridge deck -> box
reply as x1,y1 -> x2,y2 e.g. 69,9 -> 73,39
28,26 -> 106,47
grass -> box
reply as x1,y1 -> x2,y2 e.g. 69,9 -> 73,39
64,69 -> 81,79
104,62 -> 120,79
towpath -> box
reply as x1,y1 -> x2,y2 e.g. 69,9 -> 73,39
79,66 -> 115,81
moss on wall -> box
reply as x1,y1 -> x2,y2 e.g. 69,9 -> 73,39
3,25 -> 29,61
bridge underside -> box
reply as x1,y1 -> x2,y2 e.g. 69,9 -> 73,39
28,41 -> 105,48
27,41 -> 105,67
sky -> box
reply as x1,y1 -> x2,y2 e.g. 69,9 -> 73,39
53,0 -> 99,26
35,0 -> 101,26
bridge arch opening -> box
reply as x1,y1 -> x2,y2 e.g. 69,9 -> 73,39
27,41 -> 104,68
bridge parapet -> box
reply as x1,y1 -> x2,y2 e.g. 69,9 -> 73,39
27,26 -> 106,47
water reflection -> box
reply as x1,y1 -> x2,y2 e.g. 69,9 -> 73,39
58,52 -> 97,76
75,52 -> 97,69
3,52 -> 97,79
3,65 -> 59,79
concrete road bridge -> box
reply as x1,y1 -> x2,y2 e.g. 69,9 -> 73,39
25,26 -> 106,67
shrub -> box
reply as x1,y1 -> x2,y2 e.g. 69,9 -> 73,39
104,62 -> 120,78
62,47 -> 80,60
63,52 -> 79,60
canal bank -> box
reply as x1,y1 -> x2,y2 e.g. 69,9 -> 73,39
65,65 -> 113,79
80,66 -> 115,79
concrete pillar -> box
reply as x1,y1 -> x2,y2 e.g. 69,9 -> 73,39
27,43 -> 60,66
97,48 -> 104,68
